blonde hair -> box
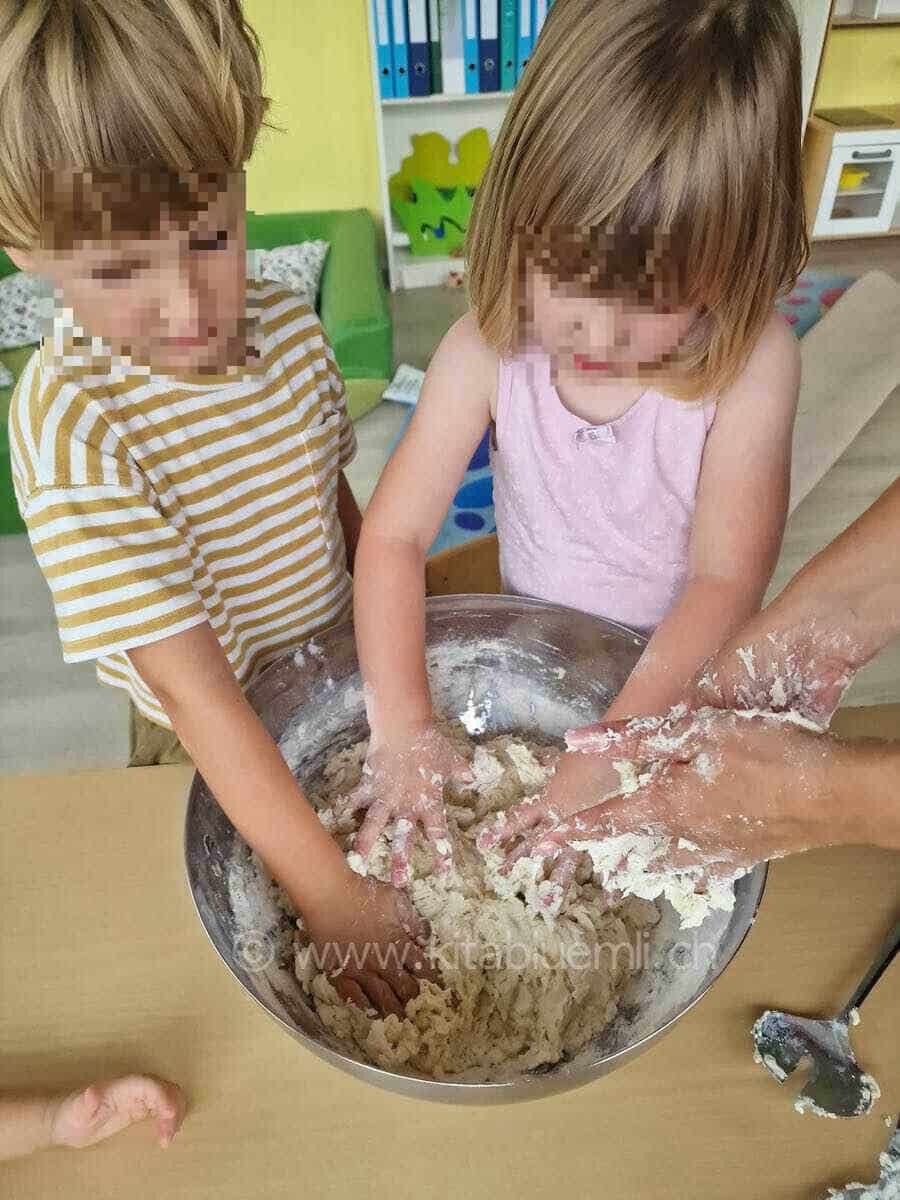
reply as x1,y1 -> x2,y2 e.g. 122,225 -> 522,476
0,0 -> 283,252
466,0 -> 809,402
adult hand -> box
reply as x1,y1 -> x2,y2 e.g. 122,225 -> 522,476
685,611 -> 858,728
521,707 -> 863,875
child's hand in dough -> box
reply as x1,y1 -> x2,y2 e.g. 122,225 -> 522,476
303,875 -> 439,1017
49,1075 -> 185,1151
346,725 -> 474,887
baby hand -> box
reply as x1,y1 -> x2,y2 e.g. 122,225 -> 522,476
49,1075 -> 185,1151
303,874 -> 439,1017
347,725 -> 474,886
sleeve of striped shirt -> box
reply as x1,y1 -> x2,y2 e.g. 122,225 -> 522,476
22,484 -> 207,664
319,325 -> 357,471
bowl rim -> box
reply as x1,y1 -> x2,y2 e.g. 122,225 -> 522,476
183,594 -> 769,1096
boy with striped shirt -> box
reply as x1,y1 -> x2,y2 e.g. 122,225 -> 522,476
2,1 -> 432,1025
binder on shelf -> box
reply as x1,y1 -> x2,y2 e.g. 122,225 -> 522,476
390,0 -> 410,98
428,0 -> 443,94
479,0 -> 500,92
440,0 -> 466,94
517,0 -> 533,82
372,0 -> 394,99
534,0 -> 548,41
463,0 -> 481,94
500,0 -> 517,92
407,0 -> 432,96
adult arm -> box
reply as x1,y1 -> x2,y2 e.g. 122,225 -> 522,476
534,710 -> 900,873
543,475 -> 900,871
686,475 -> 900,723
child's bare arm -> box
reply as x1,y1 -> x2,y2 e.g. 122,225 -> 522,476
128,624 -> 435,1014
130,624 -> 352,907
355,312 -> 495,741
0,1096 -> 56,1161
602,311 -> 800,722
480,313 -> 801,851
350,312 -> 495,875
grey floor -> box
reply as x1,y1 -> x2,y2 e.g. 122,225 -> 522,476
2,242 -> 898,774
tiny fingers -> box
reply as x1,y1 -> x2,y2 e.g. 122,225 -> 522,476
334,975 -> 375,1012
153,1082 -> 186,1148
353,798 -> 393,859
451,758 -> 476,790
477,799 -> 547,853
390,817 -> 415,889
363,974 -> 406,1019
345,777 -> 376,815
501,827 -> 568,875
419,801 -> 453,875
548,847 -> 581,891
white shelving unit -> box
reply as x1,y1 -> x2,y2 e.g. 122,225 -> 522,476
832,0 -> 900,21
365,2 -> 849,284
365,7 -> 514,291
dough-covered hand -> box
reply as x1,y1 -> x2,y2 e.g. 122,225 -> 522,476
303,873 -> 439,1018
49,1075 -> 186,1151
347,725 -> 474,886
521,708 -> 850,875
684,613 -> 858,728
477,746 -> 624,850
472,748 -> 619,902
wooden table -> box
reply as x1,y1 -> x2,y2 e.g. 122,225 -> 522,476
2,709 -> 899,1199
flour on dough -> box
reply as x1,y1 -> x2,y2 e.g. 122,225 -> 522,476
290,731 -> 660,1081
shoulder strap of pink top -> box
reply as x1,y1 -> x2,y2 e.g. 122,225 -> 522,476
495,354 -> 516,433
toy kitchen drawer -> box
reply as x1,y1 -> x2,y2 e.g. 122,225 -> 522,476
804,106 -> 900,238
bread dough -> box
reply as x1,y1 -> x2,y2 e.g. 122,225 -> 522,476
291,730 -> 659,1082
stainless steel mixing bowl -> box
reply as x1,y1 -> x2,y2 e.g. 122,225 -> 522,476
185,595 -> 766,1104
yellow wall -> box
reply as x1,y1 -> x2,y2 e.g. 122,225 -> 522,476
243,0 -> 382,219
814,27 -> 900,108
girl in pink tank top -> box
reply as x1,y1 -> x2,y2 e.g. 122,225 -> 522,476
351,0 -> 808,890
492,348 -> 717,635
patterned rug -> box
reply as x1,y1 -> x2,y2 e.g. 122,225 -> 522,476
392,270 -> 856,556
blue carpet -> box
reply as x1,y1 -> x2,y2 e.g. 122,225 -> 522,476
393,270 -> 856,557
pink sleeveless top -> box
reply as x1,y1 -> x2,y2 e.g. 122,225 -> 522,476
491,350 -> 717,634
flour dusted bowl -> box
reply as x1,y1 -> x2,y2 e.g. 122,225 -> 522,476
185,595 -> 767,1105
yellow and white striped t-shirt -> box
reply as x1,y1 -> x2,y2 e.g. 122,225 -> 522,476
8,279 -> 357,727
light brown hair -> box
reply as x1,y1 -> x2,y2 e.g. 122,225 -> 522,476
0,0 -> 283,253
466,0 -> 809,401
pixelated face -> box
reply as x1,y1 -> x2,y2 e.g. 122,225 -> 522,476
5,171 -> 249,375
526,253 -> 697,382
